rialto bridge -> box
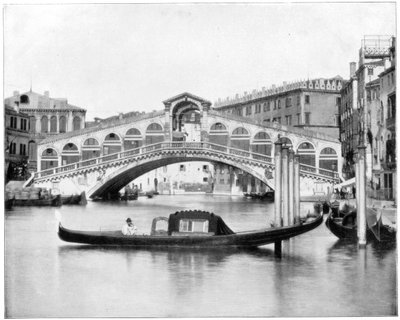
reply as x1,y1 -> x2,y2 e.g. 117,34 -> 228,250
32,92 -> 342,199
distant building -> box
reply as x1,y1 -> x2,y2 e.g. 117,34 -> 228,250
4,104 -> 30,182
132,162 -> 213,194
4,90 -> 86,171
214,77 -> 345,139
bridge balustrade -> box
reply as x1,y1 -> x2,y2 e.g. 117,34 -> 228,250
299,164 -> 317,173
35,140 -> 339,182
78,159 -> 97,168
318,168 -> 338,178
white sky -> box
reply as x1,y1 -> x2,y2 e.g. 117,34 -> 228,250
4,2 -> 396,120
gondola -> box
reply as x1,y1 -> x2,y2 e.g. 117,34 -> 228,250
57,209 -> 323,248
325,208 -> 396,242
14,194 -> 62,207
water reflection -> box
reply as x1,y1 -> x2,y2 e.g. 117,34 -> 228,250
5,195 -> 397,317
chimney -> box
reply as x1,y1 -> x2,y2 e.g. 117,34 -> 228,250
13,91 -> 19,96
350,62 -> 357,78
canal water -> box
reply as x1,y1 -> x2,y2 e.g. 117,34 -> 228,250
5,195 -> 397,317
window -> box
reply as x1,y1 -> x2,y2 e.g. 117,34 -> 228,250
368,68 -> 374,76
19,144 -> 26,155
179,219 -> 209,233
285,115 -> 292,125
273,100 -> 277,110
9,142 -> 16,154
179,164 -> 185,172
305,112 -> 311,125
20,118 -> 27,131
297,113 -> 301,125
203,177 -> 208,182
286,97 -> 292,108
278,100 -> 281,109
297,95 -> 300,106
336,97 -> 341,106
255,104 -> 261,113
10,116 -> 17,129
305,95 -> 310,104
246,105 -> 252,115
263,103 -> 267,112
203,165 -> 208,171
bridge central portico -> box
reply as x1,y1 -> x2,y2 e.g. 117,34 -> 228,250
33,92 -> 342,198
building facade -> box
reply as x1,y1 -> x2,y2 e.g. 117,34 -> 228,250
373,37 -> 396,199
214,77 -> 344,139
339,35 -> 396,200
4,105 -> 30,182
4,90 -> 86,171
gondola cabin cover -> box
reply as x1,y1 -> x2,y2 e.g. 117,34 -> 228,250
167,210 -> 235,236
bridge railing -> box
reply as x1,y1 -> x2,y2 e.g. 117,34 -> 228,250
34,141 -> 336,181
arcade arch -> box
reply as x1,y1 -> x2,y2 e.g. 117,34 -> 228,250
41,148 -> 58,170
103,133 -> 122,155
82,138 -> 101,160
62,143 -> 80,165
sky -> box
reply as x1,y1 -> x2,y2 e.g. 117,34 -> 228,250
4,2 -> 396,120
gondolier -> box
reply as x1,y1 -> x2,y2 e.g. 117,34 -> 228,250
122,218 -> 137,235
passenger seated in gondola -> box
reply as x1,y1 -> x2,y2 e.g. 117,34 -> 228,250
122,218 -> 137,235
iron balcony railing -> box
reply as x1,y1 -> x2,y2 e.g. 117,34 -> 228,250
35,141 -> 338,182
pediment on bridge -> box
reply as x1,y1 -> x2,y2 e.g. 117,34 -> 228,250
163,92 -> 211,110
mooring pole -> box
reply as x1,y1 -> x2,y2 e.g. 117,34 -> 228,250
358,146 -> 367,247
282,146 -> 289,226
274,141 -> 283,227
355,153 -> 360,239
274,240 -> 282,257
288,149 -> 295,225
294,154 -> 301,224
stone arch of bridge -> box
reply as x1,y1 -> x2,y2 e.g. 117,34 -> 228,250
88,155 -> 273,199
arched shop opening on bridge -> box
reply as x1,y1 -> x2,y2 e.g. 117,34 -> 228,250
103,133 -> 122,155
319,147 -> 338,173
124,128 -> 143,150
62,143 -> 80,165
209,122 -> 229,148
297,142 -> 316,169
82,138 -> 101,160
145,123 -> 164,145
251,132 -> 272,158
231,127 -> 250,150
41,148 -> 58,170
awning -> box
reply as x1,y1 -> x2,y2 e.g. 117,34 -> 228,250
334,177 -> 355,189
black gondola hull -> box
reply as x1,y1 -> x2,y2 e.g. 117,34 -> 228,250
58,214 -> 323,248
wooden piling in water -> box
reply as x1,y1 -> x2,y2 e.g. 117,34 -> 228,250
294,154 -> 301,224
358,146 -> 367,247
274,141 -> 283,227
282,147 -> 289,226
288,149 -> 294,225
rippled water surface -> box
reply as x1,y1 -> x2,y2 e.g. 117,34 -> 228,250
5,195 -> 397,317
